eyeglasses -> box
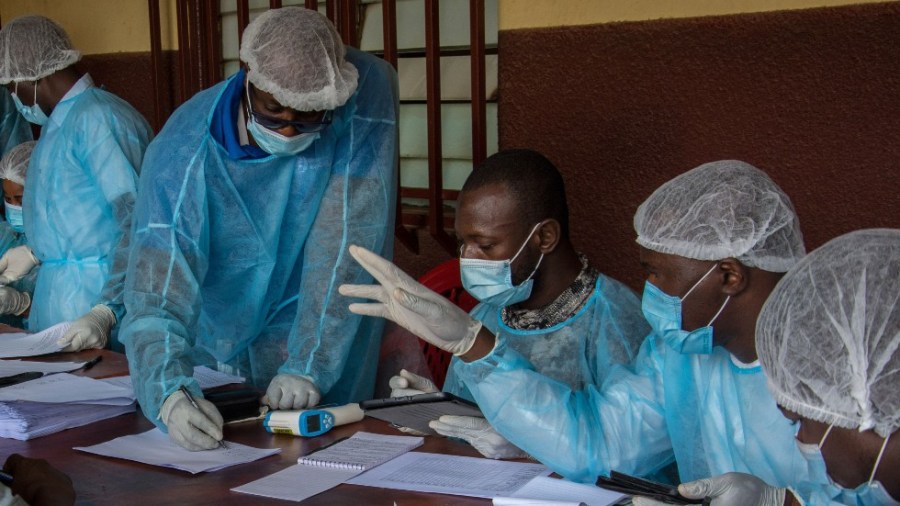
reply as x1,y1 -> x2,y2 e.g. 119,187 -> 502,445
245,83 -> 332,134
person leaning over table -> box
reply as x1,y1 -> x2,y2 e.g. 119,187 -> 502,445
340,160 -> 814,492
0,141 -> 38,326
636,229 -> 900,506
388,148 -> 649,460
120,7 -> 398,451
0,16 -> 152,352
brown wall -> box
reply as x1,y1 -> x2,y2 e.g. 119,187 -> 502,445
494,1 -> 900,291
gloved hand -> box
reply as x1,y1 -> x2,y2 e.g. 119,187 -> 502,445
429,415 -> 529,459
340,245 -> 483,356
0,286 -> 30,315
262,374 -> 321,410
389,369 -> 439,397
57,304 -> 116,352
0,245 -> 39,285
631,473 -> 786,506
160,389 -> 224,451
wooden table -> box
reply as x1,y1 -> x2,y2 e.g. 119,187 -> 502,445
0,350 -> 493,505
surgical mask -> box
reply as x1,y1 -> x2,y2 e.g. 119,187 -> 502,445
641,263 -> 730,354
796,424 -> 899,506
245,83 -> 318,157
460,222 -> 545,307
12,82 -> 49,126
4,202 -> 24,233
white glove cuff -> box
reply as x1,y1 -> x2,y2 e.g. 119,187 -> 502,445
160,390 -> 185,425
453,319 -> 483,357
92,304 -> 117,326
14,291 -> 30,316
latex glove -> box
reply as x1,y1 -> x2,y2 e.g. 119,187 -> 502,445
160,389 -> 224,451
429,415 -> 529,459
631,473 -> 785,506
262,374 -> 321,410
0,286 -> 30,315
57,304 -> 116,352
340,245 -> 483,356
389,369 -> 438,397
0,245 -> 39,286
3,453 -> 75,506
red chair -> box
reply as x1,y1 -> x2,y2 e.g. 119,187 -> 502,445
417,258 -> 478,389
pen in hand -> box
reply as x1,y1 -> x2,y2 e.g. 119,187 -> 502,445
179,386 -> 228,449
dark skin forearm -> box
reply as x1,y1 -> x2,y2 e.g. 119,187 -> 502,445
459,327 -> 497,362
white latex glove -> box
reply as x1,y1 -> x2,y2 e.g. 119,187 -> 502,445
339,245 -> 483,356
389,369 -> 438,397
0,245 -> 39,285
0,286 -> 30,315
160,389 -> 224,451
429,415 -> 529,459
57,304 -> 116,352
631,473 -> 786,506
262,374 -> 321,410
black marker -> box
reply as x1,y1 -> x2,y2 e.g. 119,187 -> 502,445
81,355 -> 103,371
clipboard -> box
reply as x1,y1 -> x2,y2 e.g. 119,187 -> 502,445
360,392 -> 482,435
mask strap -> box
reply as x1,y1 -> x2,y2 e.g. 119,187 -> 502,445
509,221 -> 545,264
682,262 -> 719,301
818,423 -> 835,448
868,432 -> 891,484
706,296 -> 731,326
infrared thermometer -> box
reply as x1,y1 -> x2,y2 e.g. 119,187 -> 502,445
263,403 -> 364,437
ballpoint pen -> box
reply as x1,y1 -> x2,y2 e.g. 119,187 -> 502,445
81,355 -> 102,371
179,386 -> 228,449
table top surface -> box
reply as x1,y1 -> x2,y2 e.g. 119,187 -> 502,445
0,350 -> 496,505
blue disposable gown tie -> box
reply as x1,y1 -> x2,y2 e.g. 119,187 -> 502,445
24,76 -> 151,336
120,48 -> 398,426
0,87 -> 32,157
455,333 -> 811,486
444,274 -> 648,402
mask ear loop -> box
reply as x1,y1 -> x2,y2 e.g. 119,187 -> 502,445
681,262 -> 719,301
867,432 -> 891,484
818,423 -> 835,448
511,221 -> 546,284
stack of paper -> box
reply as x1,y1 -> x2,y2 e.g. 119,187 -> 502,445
0,366 -> 244,441
0,322 -> 71,358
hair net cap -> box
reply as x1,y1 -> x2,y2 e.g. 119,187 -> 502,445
757,229 -> 900,438
0,140 -> 36,185
0,16 -> 81,84
634,160 -> 805,272
239,7 -> 358,111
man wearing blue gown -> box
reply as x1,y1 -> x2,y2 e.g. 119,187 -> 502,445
121,7 -> 398,451
0,16 -> 152,352
342,160 -> 813,490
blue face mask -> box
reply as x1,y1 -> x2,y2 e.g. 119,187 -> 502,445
641,263 -> 730,354
795,424 -> 899,506
460,222 -> 544,307
245,82 -> 318,157
4,201 -> 24,233
12,82 -> 49,126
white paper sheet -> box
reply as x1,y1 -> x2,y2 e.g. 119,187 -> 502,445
0,359 -> 85,377
0,401 -> 135,440
232,464 -> 359,502
497,476 -> 627,506
75,428 -> 281,474
0,322 -> 71,358
346,452 -> 550,498
101,366 -> 245,396
0,373 -> 134,405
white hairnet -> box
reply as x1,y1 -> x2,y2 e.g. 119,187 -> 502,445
239,7 -> 358,112
0,16 -> 81,84
634,160 -> 805,272
757,228 -> 900,438
0,140 -> 36,185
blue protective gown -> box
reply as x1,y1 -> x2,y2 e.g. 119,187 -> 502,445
23,75 -> 152,336
455,332 -> 811,486
444,275 -> 648,402
120,48 -> 398,427
0,87 -> 32,157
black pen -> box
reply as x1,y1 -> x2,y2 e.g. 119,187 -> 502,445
82,355 -> 102,371
179,386 -> 228,449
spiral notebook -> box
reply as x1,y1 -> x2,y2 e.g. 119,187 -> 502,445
297,431 -> 424,470
232,431 -> 424,502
